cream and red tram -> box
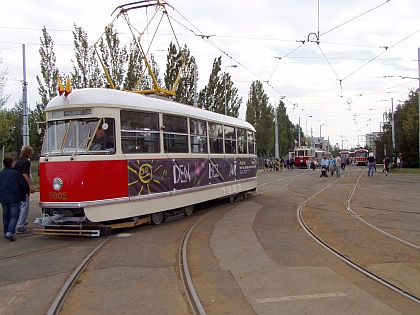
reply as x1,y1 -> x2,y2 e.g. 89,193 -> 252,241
35,88 -> 257,236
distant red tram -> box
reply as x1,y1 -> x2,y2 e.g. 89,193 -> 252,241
354,149 -> 368,166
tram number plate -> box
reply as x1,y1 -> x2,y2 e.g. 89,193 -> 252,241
49,192 -> 67,200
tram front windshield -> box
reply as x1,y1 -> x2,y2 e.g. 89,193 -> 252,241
41,118 -> 115,156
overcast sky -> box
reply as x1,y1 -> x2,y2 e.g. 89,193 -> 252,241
1,0 -> 419,149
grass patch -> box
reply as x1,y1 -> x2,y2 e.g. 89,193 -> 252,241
390,168 -> 420,175
73,279 -> 82,286
31,160 -> 39,188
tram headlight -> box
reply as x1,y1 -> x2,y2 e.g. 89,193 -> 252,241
52,177 -> 63,191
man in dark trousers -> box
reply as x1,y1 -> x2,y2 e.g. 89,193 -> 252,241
0,157 -> 30,241
15,146 -> 35,233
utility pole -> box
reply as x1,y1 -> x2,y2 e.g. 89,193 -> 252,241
22,44 -> 29,147
391,98 -> 395,150
418,47 -> 420,168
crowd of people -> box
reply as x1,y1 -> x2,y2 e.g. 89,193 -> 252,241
1,146 -> 35,242
263,151 -> 403,179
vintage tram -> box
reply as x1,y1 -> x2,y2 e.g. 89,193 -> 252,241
34,88 -> 258,236
354,148 -> 368,166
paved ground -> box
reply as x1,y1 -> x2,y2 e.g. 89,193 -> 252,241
1,167 -> 419,314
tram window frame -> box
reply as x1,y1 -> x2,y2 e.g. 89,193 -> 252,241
163,114 -> 188,153
120,110 -> 160,154
237,128 -> 247,154
190,119 -> 208,154
208,122 -> 224,154
224,125 -> 236,154
247,130 -> 255,155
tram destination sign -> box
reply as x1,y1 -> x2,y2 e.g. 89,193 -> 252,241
64,108 -> 92,116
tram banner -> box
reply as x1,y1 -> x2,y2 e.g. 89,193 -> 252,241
128,157 -> 257,197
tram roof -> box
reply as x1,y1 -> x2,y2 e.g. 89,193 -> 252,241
46,88 -> 255,131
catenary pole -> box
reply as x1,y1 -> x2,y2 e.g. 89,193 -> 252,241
22,44 -> 29,147
418,48 -> 420,168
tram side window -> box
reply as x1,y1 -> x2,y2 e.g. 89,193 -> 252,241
121,110 -> 160,153
163,115 -> 188,153
247,130 -> 255,155
237,128 -> 247,154
208,122 -> 223,154
224,125 -> 236,154
190,119 -> 208,153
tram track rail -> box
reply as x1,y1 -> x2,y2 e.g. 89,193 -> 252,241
257,169 -> 420,304
0,241 -> 81,262
46,235 -> 116,315
43,169 -> 420,313
286,170 -> 420,304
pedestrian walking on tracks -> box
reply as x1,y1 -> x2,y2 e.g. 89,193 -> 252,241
0,157 -> 30,241
335,155 -> 341,177
367,152 -> 376,177
384,156 -> 390,176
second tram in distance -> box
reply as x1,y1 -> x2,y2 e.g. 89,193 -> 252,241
35,88 -> 258,236
354,148 -> 368,166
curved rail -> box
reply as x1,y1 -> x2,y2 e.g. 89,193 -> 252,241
178,209 -> 219,315
296,172 -> 420,304
46,235 -> 116,315
346,172 -> 420,251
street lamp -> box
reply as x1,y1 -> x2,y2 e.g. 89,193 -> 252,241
224,65 -> 237,116
275,97 -> 285,160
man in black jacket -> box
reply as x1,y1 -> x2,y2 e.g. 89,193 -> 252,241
0,157 -> 30,241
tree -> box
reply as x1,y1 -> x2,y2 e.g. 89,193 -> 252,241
98,25 -> 128,89
164,42 -> 196,105
71,24 -> 103,89
5,102 -> 24,153
275,100 -> 295,156
0,109 -> 14,149
33,27 -> 60,153
375,89 -> 419,168
245,81 -> 273,156
198,56 -> 222,112
198,56 -> 241,116
123,38 -> 145,91
394,89 -> 419,167
0,60 -> 10,108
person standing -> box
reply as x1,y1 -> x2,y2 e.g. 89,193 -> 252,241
0,157 -> 30,241
335,155 -> 341,177
367,152 -> 376,177
15,146 -> 35,234
384,156 -> 390,176
397,154 -> 403,169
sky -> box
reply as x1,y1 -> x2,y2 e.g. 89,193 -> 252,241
1,0 -> 419,150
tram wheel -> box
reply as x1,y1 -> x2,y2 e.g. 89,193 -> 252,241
184,205 -> 194,216
151,212 -> 164,225
229,195 -> 236,203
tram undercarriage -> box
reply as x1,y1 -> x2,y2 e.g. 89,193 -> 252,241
33,190 -> 251,237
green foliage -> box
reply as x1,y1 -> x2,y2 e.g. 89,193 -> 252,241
0,62 -> 10,108
98,25 -> 128,89
375,89 -> 419,167
71,24 -> 103,89
245,81 -> 273,156
123,38 -> 145,91
275,101 -> 295,156
164,43 -> 196,105
36,27 -> 59,111
198,56 -> 222,112
198,56 -> 241,117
